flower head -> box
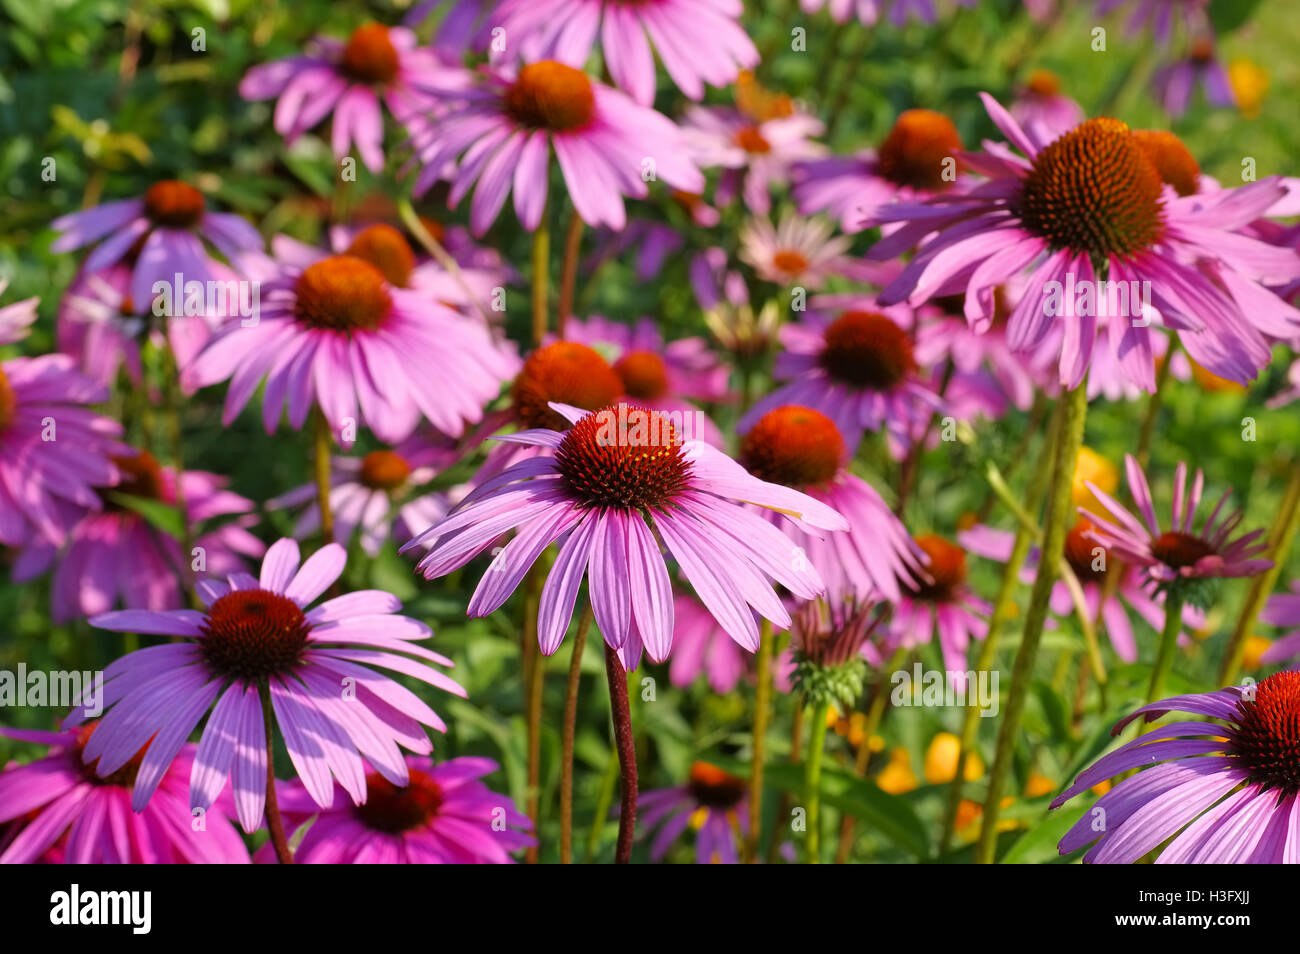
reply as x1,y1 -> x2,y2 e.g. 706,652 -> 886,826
640,761 -> 749,864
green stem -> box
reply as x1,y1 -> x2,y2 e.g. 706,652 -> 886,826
311,411 -> 334,544
557,206 -> 583,341
1136,333 -> 1177,469
560,605 -> 593,864
1147,589 -> 1185,703
531,194 -> 551,347
804,700 -> 831,864
975,381 -> 1089,864
745,619 -> 775,864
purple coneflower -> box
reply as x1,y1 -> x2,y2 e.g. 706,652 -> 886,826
50,180 -> 262,309
261,755 -> 532,863
865,94 -> 1300,390
739,213 -> 852,289
1009,70 -> 1085,140
640,761 -> 748,864
1051,671 -> 1300,862
239,23 -> 459,172
0,726 -> 250,864
187,245 -> 517,444
409,59 -> 704,233
890,534 -> 991,680
801,0 -> 974,25
73,537 -> 465,833
489,0 -> 758,107
1153,36 -> 1236,117
1096,0 -> 1208,45
14,450 -> 265,623
738,405 -> 926,602
405,402 -> 846,667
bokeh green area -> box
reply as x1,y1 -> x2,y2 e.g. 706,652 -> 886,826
1,0 -> 1297,862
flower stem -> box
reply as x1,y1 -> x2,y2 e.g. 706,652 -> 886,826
1219,464 -> 1300,684
975,380 -> 1088,864
604,643 -> 638,864
522,567 -> 543,863
744,618 -> 775,864
557,207 -> 584,341
1147,589 -> 1186,703
531,194 -> 551,347
259,683 -> 293,865
397,198 -> 495,330
560,604 -> 593,864
311,411 -> 334,544
1136,333 -> 1177,469
804,699 -> 831,864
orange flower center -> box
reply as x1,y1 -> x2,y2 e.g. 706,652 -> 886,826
1016,118 -> 1165,259
354,768 -> 445,833
770,249 -> 810,276
1231,670 -> 1300,793
341,23 -> 400,85
74,722 -> 152,788
876,109 -> 964,192
614,350 -> 669,400
504,61 -> 596,133
510,341 -> 623,431
143,180 -> 206,229
293,255 -> 393,333
101,450 -> 166,511
0,367 -> 16,433
1026,69 -> 1061,97
1063,519 -> 1112,584
819,310 -> 917,390
687,761 -> 747,809
1131,129 -> 1201,198
554,404 -> 692,511
734,125 -> 772,154
344,224 -> 417,287
740,405 -> 844,489
359,449 -> 412,491
199,589 -> 312,682
1151,530 -> 1216,569
910,534 -> 968,602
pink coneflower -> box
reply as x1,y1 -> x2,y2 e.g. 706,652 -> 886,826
74,537 -> 466,832
1080,454 -> 1272,592
640,761 -> 748,864
406,402 -> 846,667
1153,36 -> 1236,117
266,437 -> 456,557
669,594 -> 747,693
1051,671 -> 1300,863
404,0 -> 494,54
0,279 -> 38,344
890,534 -> 991,679
57,261 -> 222,392
0,338 -> 123,549
260,755 -> 532,863
958,519 -> 1204,662
239,23 -> 459,173
866,95 -> 1300,390
739,214 -> 852,289
489,0 -> 758,106
1262,582 -> 1300,666
409,60 -> 704,233
187,245 -> 518,444
738,405 -> 926,602
793,109 -> 965,232
737,303 -> 944,457
13,450 -> 265,623
682,96 -> 825,216
0,726 -> 251,864
1010,70 -> 1085,140
800,0 -> 974,25
50,180 -> 262,309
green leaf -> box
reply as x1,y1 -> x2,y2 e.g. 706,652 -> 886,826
1208,0 -> 1264,34
999,802 -> 1080,864
104,492 -> 185,540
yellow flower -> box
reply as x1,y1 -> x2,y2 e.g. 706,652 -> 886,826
1024,772 -> 1056,798
923,732 -> 984,784
1072,446 -> 1118,516
1090,779 -> 1112,797
1188,355 -> 1247,394
1242,634 -> 1271,671
876,747 -> 918,794
1228,58 -> 1268,119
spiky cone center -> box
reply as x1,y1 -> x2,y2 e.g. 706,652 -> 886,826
1025,69 -> 1062,97
0,367 -> 15,433
143,180 -> 206,229
1231,670 -> 1300,794
510,341 -> 623,431
1015,118 -> 1166,260
613,349 -> 670,401
358,449 -> 412,491
819,310 -> 917,390
293,255 -> 393,333
1131,129 -> 1201,197
1064,518 -> 1112,584
345,224 -> 417,287
1151,530 -> 1217,570
687,761 -> 747,809
876,109 -> 964,192
740,404 -> 843,489
354,769 -> 445,833
504,61 -> 596,132
101,450 -> 166,512
733,124 -> 772,154
909,534 -> 968,602
199,589 -> 312,682
770,248 -> 810,277
74,722 -> 152,787
554,404 -> 692,511
342,23 -> 400,85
